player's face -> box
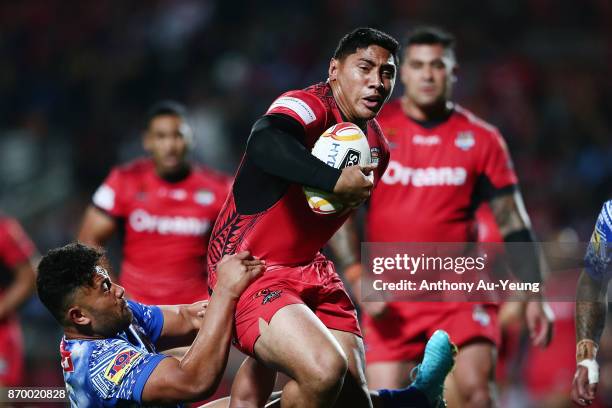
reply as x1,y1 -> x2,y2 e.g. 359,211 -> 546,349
77,267 -> 133,337
401,44 -> 456,108
144,114 -> 192,176
329,45 -> 396,122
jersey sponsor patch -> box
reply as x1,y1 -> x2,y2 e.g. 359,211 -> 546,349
268,96 -> 316,125
93,184 -> 116,211
382,161 -> 467,187
103,349 -> 142,385
194,189 -> 215,206
472,305 -> 491,326
253,288 -> 283,305
413,134 -> 441,146
455,131 -> 475,151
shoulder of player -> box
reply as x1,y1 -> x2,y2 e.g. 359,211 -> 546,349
269,83 -> 329,121
453,105 -> 500,136
190,164 -> 232,189
597,200 -> 612,236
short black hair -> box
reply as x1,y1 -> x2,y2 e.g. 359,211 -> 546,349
404,26 -> 455,50
37,243 -> 103,324
333,27 -> 400,66
144,100 -> 188,129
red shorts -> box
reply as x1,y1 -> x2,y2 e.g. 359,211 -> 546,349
0,318 -> 24,386
232,254 -> 361,356
363,302 -> 500,363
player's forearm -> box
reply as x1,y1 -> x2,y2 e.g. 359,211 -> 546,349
247,115 -> 341,192
329,218 -> 361,271
576,271 -> 608,347
0,263 -> 36,316
177,290 -> 237,394
491,192 -> 546,284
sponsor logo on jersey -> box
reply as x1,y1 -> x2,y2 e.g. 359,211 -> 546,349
382,161 -> 467,187
168,189 -> 187,201
340,149 -> 361,168
194,189 -> 215,206
455,131 -> 475,151
129,209 -> 210,236
104,349 -> 142,385
253,288 -> 283,305
472,305 -> 491,327
413,134 -> 441,146
267,96 -> 316,125
370,147 -> 380,165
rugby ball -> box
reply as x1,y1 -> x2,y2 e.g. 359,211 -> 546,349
304,122 -> 371,214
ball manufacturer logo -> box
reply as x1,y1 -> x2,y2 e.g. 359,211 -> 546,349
340,149 -> 361,168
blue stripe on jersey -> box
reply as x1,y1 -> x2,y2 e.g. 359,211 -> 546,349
585,200 -> 612,281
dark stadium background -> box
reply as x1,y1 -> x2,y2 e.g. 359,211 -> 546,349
1,0 -> 611,406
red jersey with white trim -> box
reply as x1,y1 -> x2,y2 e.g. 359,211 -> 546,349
92,158 -> 230,304
0,216 -> 35,294
367,100 -> 517,243
207,82 -> 390,288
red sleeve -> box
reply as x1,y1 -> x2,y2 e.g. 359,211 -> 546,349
0,219 -> 36,268
92,168 -> 128,217
479,130 -> 518,189
266,90 -> 328,135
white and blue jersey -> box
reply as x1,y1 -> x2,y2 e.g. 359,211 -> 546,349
60,301 -> 178,407
585,200 -> 612,282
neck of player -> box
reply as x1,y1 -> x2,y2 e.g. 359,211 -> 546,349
157,162 -> 191,183
401,95 -> 452,122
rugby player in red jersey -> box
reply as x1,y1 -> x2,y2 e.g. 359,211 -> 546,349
207,28 -> 454,408
78,101 -> 230,305
0,214 -> 37,386
331,26 -> 553,407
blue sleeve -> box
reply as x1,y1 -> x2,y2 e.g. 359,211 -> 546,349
585,200 -> 612,282
88,339 -> 167,405
127,300 -> 164,343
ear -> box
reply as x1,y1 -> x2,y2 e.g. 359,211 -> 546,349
68,306 -> 91,326
451,63 -> 459,83
328,58 -> 339,82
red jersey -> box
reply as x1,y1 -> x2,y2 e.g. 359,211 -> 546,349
367,100 -> 517,243
207,82 -> 390,288
92,158 -> 231,304
0,217 -> 35,295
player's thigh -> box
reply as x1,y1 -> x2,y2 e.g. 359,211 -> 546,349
451,340 -> 496,395
329,329 -> 372,408
254,303 -> 347,383
366,360 -> 417,389
229,356 -> 277,408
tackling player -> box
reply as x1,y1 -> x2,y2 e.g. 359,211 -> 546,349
207,28 -> 454,408
571,200 -> 611,406
0,214 -> 37,386
36,242 -> 264,407
331,26 -> 553,407
78,101 -> 230,305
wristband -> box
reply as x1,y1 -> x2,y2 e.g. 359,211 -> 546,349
577,359 -> 599,384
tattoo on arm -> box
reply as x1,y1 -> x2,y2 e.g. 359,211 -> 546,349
576,271 -> 608,344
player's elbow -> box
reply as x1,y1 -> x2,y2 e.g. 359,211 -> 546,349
181,372 -> 222,401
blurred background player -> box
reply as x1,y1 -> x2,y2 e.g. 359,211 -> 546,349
0,213 -> 37,386
78,101 -> 230,305
207,28 -> 453,408
331,26 -> 554,407
572,200 -> 611,407
36,243 -> 264,407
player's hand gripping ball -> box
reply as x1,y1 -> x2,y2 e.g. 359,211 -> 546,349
304,122 -> 372,214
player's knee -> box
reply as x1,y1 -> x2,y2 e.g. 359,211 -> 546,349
302,347 -> 348,393
462,386 -> 494,408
